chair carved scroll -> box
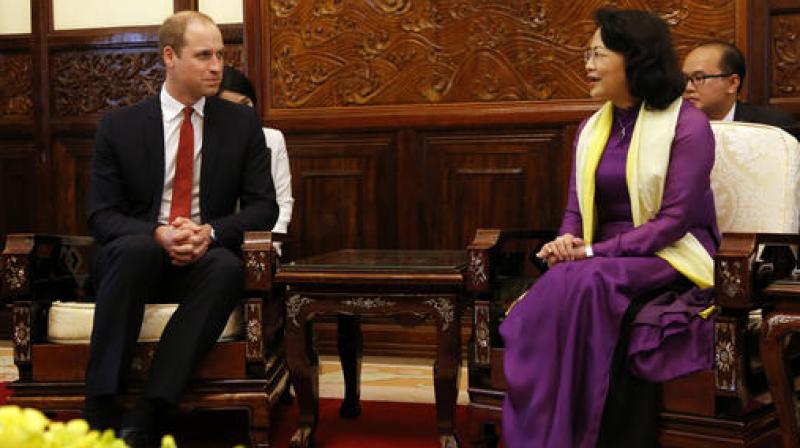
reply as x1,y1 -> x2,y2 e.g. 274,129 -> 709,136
0,231 -> 289,448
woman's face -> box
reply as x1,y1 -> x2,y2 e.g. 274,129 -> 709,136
219,89 -> 254,108
585,29 -> 633,107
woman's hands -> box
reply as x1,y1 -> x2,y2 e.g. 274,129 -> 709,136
536,233 -> 588,267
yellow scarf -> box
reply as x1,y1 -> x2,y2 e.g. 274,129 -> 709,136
575,99 -> 714,289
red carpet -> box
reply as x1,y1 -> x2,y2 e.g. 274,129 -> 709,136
0,384 -> 496,447
269,399 -> 472,447
0,382 -> 10,404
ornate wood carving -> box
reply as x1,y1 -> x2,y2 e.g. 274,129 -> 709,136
2,255 -> 27,294
51,49 -> 165,117
473,300 -> 491,366
50,43 -> 245,118
772,14 -> 800,97
245,300 -> 264,361
467,249 -> 489,291
714,318 -> 743,395
424,297 -> 456,331
0,54 -> 33,117
267,0 -> 735,109
13,305 -> 31,364
287,294 -> 314,327
342,297 -> 398,309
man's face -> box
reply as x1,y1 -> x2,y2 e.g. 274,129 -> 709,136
682,46 -> 739,120
164,20 -> 224,104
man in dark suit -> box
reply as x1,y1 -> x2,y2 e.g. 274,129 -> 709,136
682,41 -> 798,136
84,10 -> 277,446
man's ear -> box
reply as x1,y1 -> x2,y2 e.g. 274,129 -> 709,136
728,74 -> 741,95
163,46 -> 176,68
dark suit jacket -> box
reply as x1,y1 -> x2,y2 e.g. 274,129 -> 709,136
88,95 -> 278,251
734,101 -> 799,139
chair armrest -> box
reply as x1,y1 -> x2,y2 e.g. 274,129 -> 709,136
2,233 -> 94,300
715,232 -> 800,309
466,228 -> 556,293
242,231 -> 278,292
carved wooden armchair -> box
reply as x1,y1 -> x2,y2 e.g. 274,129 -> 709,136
465,121 -> 800,447
0,231 -> 289,447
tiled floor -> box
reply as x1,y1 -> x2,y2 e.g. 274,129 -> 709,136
319,355 -> 469,405
0,341 -> 468,405
0,340 -> 15,383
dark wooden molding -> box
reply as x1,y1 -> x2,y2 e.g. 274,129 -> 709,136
749,0 -> 772,105
174,0 -> 199,12
243,0 -> 263,103
0,36 -> 32,50
264,100 -> 597,132
31,0 -> 52,234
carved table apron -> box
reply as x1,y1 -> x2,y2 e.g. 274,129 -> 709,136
276,249 -> 467,448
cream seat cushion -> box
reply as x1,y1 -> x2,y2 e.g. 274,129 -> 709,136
710,121 -> 800,234
47,301 -> 243,344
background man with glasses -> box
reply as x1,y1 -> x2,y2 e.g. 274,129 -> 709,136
682,41 -> 797,136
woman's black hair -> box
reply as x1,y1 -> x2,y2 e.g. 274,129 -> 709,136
218,65 -> 257,106
595,8 -> 685,110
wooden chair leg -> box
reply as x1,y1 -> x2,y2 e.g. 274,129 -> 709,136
761,311 -> 800,448
286,316 -> 319,448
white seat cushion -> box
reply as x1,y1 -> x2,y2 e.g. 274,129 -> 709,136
47,301 -> 243,344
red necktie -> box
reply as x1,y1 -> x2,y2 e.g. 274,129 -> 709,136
169,106 -> 194,222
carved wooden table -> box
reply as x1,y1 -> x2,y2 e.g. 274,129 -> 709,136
276,249 -> 467,448
760,277 -> 800,448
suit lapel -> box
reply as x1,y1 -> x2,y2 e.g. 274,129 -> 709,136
145,96 -> 166,222
200,97 -> 218,220
733,101 -> 753,122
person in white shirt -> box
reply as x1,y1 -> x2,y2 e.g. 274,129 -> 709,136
217,66 -> 294,244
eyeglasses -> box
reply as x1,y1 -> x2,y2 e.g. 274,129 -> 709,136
684,72 -> 734,86
583,47 -> 609,63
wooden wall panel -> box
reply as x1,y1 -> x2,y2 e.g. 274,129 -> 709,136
51,49 -> 164,118
421,129 -> 564,249
0,52 -> 33,119
0,143 -> 37,238
286,133 -> 396,258
770,10 -> 800,113
264,0 -> 735,108
51,138 -> 93,236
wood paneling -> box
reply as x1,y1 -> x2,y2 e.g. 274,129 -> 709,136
285,133 -> 396,258
771,12 -> 800,113
0,52 -> 33,119
51,138 -> 93,235
0,143 -> 37,239
420,129 -> 565,249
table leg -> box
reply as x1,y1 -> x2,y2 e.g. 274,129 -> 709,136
337,314 -> 362,419
286,317 -> 319,448
761,311 -> 800,448
433,299 -> 461,448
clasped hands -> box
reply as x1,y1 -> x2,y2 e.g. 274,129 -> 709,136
154,217 -> 213,266
535,233 -> 588,267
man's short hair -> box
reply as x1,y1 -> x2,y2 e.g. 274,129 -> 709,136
698,41 -> 746,93
158,10 -> 216,56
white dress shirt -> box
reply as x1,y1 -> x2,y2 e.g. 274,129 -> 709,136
721,102 -> 736,122
158,86 -> 205,225
264,128 -> 294,234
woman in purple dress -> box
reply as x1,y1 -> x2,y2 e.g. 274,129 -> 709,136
500,8 -> 719,448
